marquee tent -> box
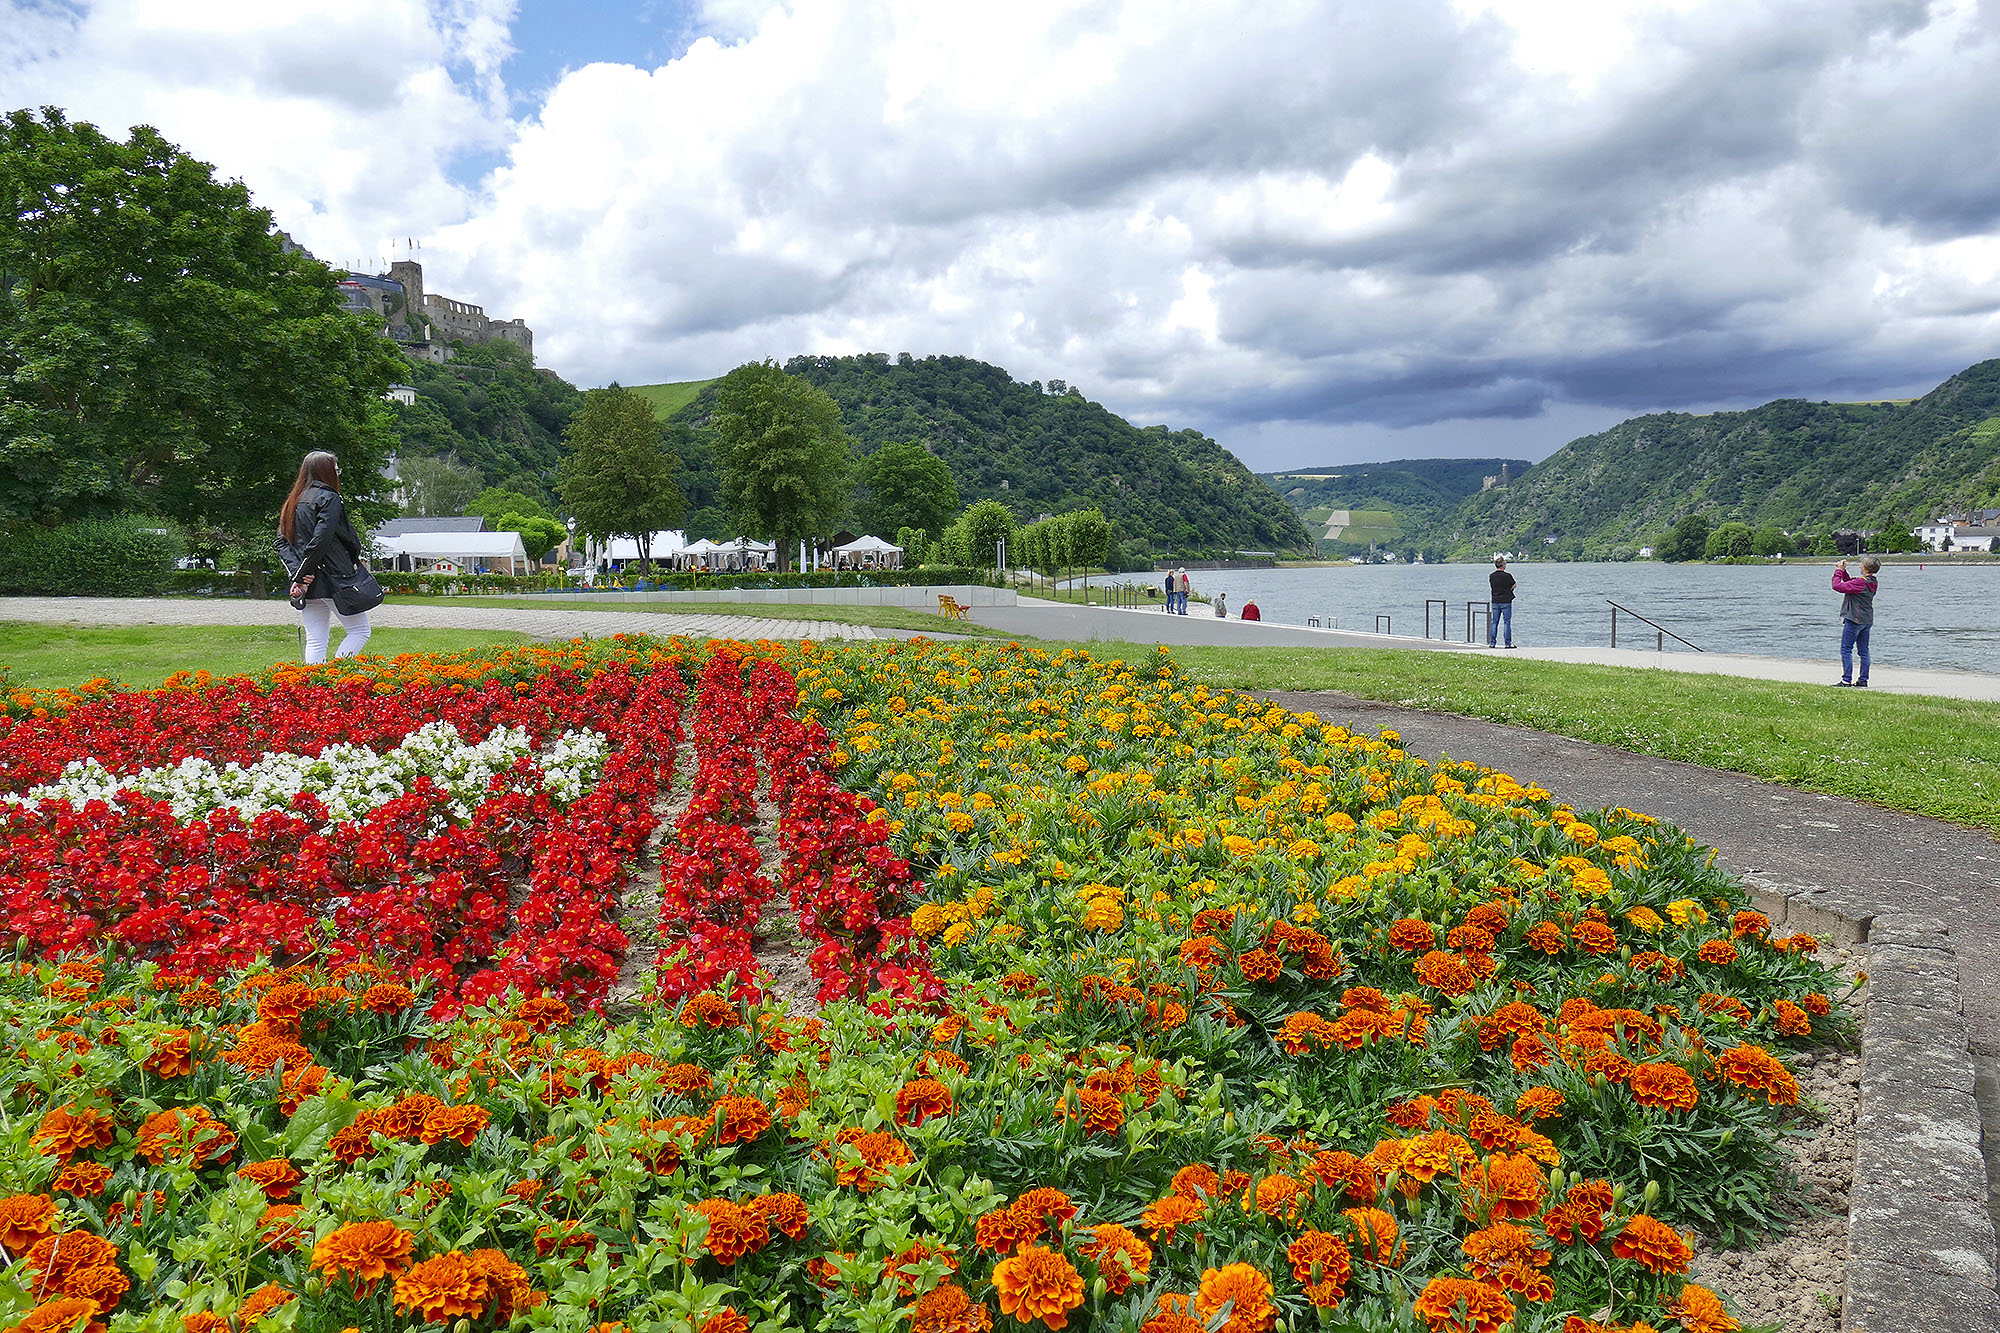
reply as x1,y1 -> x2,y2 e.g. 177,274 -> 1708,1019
372,530 -> 530,574
830,534 -> 904,569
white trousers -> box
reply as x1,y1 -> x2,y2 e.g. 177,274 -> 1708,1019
300,599 -> 372,664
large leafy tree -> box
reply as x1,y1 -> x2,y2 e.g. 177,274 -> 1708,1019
0,107 -> 400,533
712,361 -> 851,571
854,441 -> 958,537
556,385 -> 683,565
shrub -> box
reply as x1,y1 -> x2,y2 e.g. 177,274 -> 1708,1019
0,515 -> 186,596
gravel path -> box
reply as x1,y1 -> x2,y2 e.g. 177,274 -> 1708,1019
0,596 -> 877,642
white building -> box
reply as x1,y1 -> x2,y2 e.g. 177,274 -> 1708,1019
1950,526 -> 2000,553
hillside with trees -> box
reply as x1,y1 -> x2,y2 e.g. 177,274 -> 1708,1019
385,341 -> 580,494
649,355 -> 1311,558
1261,457 -> 1531,555
1444,359 -> 2000,558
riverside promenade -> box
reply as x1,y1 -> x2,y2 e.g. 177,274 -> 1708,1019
975,598 -> 2000,703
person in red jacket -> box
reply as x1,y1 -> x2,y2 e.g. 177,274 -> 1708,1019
1241,600 -> 1261,621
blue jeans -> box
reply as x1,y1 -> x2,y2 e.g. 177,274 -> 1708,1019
1488,601 -> 1513,646
1841,620 -> 1870,682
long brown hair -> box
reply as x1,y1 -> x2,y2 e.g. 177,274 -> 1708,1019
279,452 -> 340,542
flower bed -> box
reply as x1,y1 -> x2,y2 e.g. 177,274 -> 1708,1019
0,639 -> 1850,1332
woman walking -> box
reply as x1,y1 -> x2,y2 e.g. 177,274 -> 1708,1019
276,452 -> 382,664
1831,555 -> 1880,686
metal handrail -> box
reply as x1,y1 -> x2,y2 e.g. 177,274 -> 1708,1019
1424,599 -> 1448,639
1608,600 -> 1704,652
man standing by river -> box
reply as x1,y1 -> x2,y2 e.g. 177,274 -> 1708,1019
1488,556 -> 1517,648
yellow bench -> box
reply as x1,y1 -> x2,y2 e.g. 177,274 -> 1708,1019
938,594 -> 971,621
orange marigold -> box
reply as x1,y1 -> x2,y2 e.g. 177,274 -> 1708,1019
895,1078 -> 955,1127
49,1162 -> 111,1199
693,1199 -> 769,1265
1412,1276 -> 1515,1333
678,993 -> 741,1029
1611,1215 -> 1694,1274
0,1194 -> 57,1253
1236,949 -> 1283,982
1772,1000 -> 1812,1037
24,1229 -> 119,1298
1669,1282 -> 1742,1333
133,1106 -> 236,1168
143,1028 -> 197,1078
1459,1152 -> 1547,1222
1013,1189 -> 1078,1231
1343,1206 -> 1401,1262
1171,1164 -> 1221,1199
1073,1088 -> 1124,1136
1078,1223 -> 1152,1294
234,1159 -> 303,1201
1194,1263 -> 1275,1333
420,1104 -> 491,1147
1141,1195 -> 1205,1243
1711,1044 -> 1800,1105
908,1281 -> 993,1333
29,1107 -> 115,1164
1571,921 -> 1619,955
992,1245 -> 1085,1330
239,1283 -> 297,1321
1252,1173 -> 1305,1222
715,1095 -> 773,1145
360,983 -> 416,1013
699,1311 -> 750,1333
1388,919 -> 1436,952
1697,939 -> 1738,966
746,1191 -> 811,1240
975,1204 -> 1044,1253
1627,1063 -> 1699,1112
310,1220 -> 415,1295
8,1297 -> 106,1333
1286,1229 -> 1352,1296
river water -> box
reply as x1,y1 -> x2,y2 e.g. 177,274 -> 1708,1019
1114,562 -> 1997,673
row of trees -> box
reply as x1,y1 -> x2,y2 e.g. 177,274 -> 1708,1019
1655,512 -> 1924,561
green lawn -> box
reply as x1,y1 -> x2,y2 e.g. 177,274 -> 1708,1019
626,379 -> 717,420
0,625 -> 532,691
1060,642 -> 2000,833
394,596 -> 1009,637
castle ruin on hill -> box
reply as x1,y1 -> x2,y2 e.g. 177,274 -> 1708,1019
337,260 -> 532,364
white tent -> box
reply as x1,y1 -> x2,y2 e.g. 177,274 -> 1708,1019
831,534 -> 904,569
592,531 -> 687,564
374,530 -> 530,574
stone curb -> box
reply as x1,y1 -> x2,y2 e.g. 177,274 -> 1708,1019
1744,876 -> 2000,1333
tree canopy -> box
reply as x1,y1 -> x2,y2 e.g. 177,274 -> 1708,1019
853,441 -> 958,537
0,107 -> 400,535
711,362 -> 852,571
556,386 -> 684,565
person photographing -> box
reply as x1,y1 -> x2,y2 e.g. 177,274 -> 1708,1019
1831,555 -> 1880,686
275,451 -> 383,664
1487,556 -> 1517,648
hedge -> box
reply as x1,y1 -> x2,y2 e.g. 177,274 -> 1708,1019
0,517 -> 186,596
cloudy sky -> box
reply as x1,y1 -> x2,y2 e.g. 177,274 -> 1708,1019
7,0 -> 1999,469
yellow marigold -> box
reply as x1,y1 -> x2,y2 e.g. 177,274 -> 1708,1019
1194,1263 -> 1275,1333
992,1245 -> 1085,1330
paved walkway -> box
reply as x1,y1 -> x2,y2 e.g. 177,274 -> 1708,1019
0,597 -> 878,642
977,600 -> 2000,702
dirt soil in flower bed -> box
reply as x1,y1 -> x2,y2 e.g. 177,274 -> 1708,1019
1690,947 -> 1865,1332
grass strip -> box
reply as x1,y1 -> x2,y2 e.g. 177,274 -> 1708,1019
0,624 -> 532,690
1059,640 -> 2000,833
393,595 -> 1010,637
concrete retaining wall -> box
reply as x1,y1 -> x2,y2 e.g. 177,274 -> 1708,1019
1744,876 -> 2000,1332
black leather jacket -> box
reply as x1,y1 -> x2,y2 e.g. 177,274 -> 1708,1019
277,482 -> 364,589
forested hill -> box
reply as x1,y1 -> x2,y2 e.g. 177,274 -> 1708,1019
1446,359 -> 2000,557
1262,457 -> 1529,548
667,354 -> 1311,556
386,341 -> 578,483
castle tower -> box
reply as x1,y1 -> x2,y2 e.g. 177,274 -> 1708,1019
387,260 -> 425,336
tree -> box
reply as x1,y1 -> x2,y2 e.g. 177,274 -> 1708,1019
556,386 -> 684,566
712,362 -> 852,571
0,107 -> 401,534
854,442 -> 959,537
467,486 -> 555,525
1654,512 -> 1712,562
398,454 -> 484,517
1704,521 -> 1754,560
1066,508 -> 1112,596
895,526 -> 930,563
1750,525 -> 1794,557
494,512 -> 566,562
957,499 -> 1017,571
